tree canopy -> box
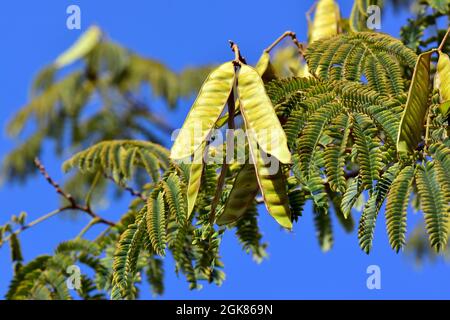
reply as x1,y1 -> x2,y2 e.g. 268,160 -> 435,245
1,0 -> 449,299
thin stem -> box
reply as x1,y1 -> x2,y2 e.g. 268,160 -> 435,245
94,227 -> 112,242
34,158 -> 116,226
85,172 -> 101,207
76,218 -> 101,239
103,173 -> 147,201
265,31 -> 305,56
35,158 -> 76,207
424,110 -> 432,150
438,26 -> 450,51
229,40 -> 247,65
3,207 -> 68,242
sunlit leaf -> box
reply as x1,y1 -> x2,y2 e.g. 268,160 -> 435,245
437,51 -> 450,117
309,0 -> 340,43
397,51 -> 432,155
171,62 -> 235,159
238,64 -> 291,164
55,26 -> 102,68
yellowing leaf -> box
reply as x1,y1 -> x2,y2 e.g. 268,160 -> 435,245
187,143 -> 205,217
439,101 -> 450,118
238,64 -> 291,164
255,52 -> 270,76
309,0 -> 340,43
171,62 -> 235,159
55,26 -> 102,68
397,51 -> 432,155
216,165 -> 259,225
437,52 -> 450,117
247,137 -> 292,230
255,52 -> 277,82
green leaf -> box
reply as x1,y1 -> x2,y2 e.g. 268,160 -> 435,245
385,166 -> 415,252
341,177 -> 362,218
234,203 -> 267,263
314,205 -> 333,252
112,211 -> 146,299
324,114 -> 352,193
427,0 -> 450,13
415,162 -> 449,252
397,51 -> 432,155
238,64 -> 291,164
353,113 -> 382,190
359,163 -> 400,253
146,192 -> 167,256
162,174 -> 187,226
171,62 -> 235,159
55,26 -> 102,68
439,101 -> 450,118
9,233 -> 23,263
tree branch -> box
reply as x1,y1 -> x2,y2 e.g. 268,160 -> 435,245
265,30 -> 305,56
438,26 -> 450,51
103,173 -> 147,201
229,40 -> 247,65
34,158 -> 116,226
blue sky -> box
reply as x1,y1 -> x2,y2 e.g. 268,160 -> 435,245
1,0 -> 450,299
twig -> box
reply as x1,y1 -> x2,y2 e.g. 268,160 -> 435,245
34,158 -> 116,226
229,40 -> 247,65
76,217 -> 101,239
103,173 -> 147,201
265,31 -> 305,56
438,26 -> 450,51
3,207 -> 68,242
424,110 -> 432,151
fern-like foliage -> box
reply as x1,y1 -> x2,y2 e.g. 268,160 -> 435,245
2,3 -> 450,300
1,27 -> 213,207
63,140 -> 170,182
415,162 -> 449,251
234,203 -> 267,263
385,166 -> 415,252
306,32 -> 417,96
7,239 -> 107,300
